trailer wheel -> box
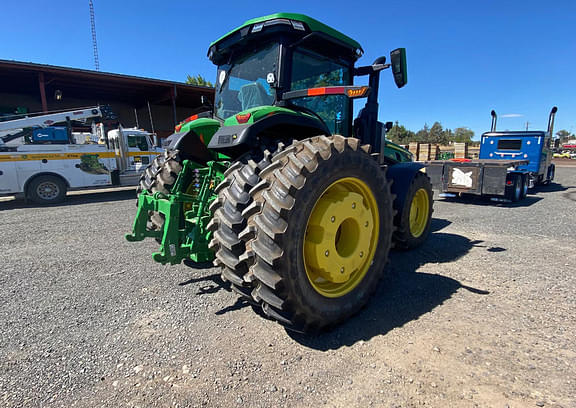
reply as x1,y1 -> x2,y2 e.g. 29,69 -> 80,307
393,172 -> 433,250
244,135 -> 393,333
27,175 -> 67,204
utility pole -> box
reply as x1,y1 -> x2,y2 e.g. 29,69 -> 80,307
525,121 -> 530,131
89,0 -> 100,71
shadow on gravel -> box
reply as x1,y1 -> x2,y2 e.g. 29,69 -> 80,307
439,194 -> 542,208
0,189 -> 135,211
179,273 -> 227,296
430,217 -> 451,232
533,182 -> 573,193
289,227 -> 490,350
562,191 -> 576,202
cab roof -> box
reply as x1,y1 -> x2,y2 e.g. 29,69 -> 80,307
482,131 -> 547,137
209,13 -> 363,63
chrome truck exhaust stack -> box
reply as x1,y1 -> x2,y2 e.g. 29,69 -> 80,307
547,106 -> 558,137
490,110 -> 497,132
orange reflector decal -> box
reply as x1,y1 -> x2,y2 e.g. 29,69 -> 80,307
346,87 -> 369,98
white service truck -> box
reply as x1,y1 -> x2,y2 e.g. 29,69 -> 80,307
0,106 -> 163,204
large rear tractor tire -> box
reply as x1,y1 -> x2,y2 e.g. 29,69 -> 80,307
393,172 -> 433,250
243,135 -> 394,333
137,150 -> 183,235
208,145 -> 284,300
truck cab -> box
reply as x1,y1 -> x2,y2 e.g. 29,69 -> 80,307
479,131 -> 553,185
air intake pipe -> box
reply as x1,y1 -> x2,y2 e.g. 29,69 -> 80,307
490,110 -> 497,132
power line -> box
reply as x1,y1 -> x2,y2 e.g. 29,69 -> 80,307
89,0 -> 100,71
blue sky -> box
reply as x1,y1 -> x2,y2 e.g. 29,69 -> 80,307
2,0 -> 574,139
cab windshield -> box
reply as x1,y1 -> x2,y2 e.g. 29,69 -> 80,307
214,43 -> 278,120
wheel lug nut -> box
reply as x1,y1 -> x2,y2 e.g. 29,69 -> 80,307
365,221 -> 369,227
340,267 -> 345,273
325,250 -> 329,257
352,202 -> 356,209
330,216 -> 335,222
359,251 -> 364,257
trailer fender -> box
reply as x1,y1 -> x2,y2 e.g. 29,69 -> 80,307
386,162 -> 427,210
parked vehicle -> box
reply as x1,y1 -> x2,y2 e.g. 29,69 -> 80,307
0,106 -> 163,204
427,107 -> 557,202
126,13 -> 433,332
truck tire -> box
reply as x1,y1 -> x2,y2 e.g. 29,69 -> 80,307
137,150 -> 183,235
243,135 -> 394,333
393,172 -> 433,250
520,174 -> 529,199
27,175 -> 67,204
505,174 -> 522,202
545,164 -> 555,184
209,144 -> 284,300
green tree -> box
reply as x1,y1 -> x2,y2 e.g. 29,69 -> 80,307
453,127 -> 474,143
386,121 -> 416,144
428,121 -> 449,144
416,123 -> 430,142
186,74 -> 214,87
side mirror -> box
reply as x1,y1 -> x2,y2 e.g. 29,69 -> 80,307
385,121 -> 393,132
390,48 -> 407,88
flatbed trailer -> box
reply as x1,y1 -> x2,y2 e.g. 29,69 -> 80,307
426,158 -> 530,202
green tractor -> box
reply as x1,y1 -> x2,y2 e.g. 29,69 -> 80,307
126,13 -> 433,333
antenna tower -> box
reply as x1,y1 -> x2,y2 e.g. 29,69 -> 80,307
89,0 -> 100,71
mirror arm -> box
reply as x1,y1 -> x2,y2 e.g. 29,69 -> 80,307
354,63 -> 390,77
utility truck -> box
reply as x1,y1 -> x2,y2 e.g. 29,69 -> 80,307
0,106 -> 163,204
127,13 -> 433,332
427,107 -> 557,202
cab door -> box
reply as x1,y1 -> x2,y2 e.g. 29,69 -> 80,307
125,133 -> 154,172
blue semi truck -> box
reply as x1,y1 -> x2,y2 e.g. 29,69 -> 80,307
427,107 -> 557,202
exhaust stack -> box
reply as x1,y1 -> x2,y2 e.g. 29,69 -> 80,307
490,110 -> 497,132
547,106 -> 558,137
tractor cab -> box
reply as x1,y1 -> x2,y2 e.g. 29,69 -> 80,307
205,13 -> 409,161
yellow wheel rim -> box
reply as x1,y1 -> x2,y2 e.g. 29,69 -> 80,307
303,177 -> 379,298
409,188 -> 429,238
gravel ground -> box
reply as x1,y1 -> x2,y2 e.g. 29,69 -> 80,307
1,166 -> 574,408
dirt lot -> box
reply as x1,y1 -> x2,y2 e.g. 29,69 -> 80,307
1,166 -> 574,408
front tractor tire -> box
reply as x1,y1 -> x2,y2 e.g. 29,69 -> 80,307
393,172 -> 433,250
243,135 -> 394,333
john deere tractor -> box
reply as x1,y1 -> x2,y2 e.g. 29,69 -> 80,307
127,13 -> 433,332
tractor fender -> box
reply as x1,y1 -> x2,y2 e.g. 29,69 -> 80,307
207,112 -> 329,157
166,119 -> 221,164
386,162 -> 427,210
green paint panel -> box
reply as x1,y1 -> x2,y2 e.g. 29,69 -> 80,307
222,105 -> 315,126
178,118 -> 221,145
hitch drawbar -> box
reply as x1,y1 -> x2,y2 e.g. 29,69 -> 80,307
125,160 -> 227,265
